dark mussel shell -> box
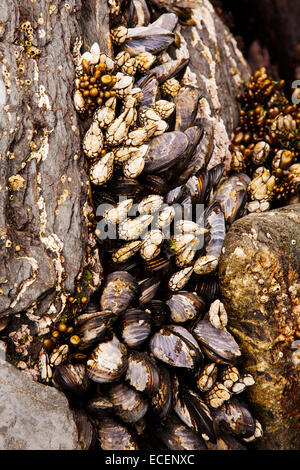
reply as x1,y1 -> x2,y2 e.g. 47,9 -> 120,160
143,299 -> 171,328
175,389 -> 216,443
144,131 -> 189,174
86,395 -> 114,418
166,126 -> 204,183
202,201 -> 226,260
107,383 -> 148,424
166,291 -> 205,323
123,25 -> 175,56
151,365 -> 174,419
76,311 -> 116,351
141,174 -> 169,196
73,408 -> 97,450
150,325 -> 203,369
212,397 -> 255,438
52,364 -> 91,398
86,334 -> 128,383
192,320 -> 241,364
214,173 -> 251,224
178,118 -> 214,185
153,415 -> 207,450
165,185 -> 186,205
136,74 -> 158,108
138,277 -> 161,305
107,176 -> 144,199
208,163 -> 225,188
185,168 -> 211,205
100,271 -> 138,314
143,255 -> 170,274
151,12 -> 178,31
98,417 -> 138,450
125,352 -> 160,395
128,0 -> 151,27
196,276 -> 220,303
150,58 -> 189,85
120,309 -> 152,348
174,86 -> 201,132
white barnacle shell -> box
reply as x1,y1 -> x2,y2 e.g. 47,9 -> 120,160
74,89 -> 86,113
168,267 -> 193,292
208,299 -> 228,329
112,240 -> 142,263
125,123 -> 157,146
99,53 -> 115,71
105,110 -> 131,146
138,194 -> 164,215
115,51 -> 131,68
89,152 -> 114,186
113,72 -> 134,98
83,121 -> 104,159
94,97 -> 117,128
140,229 -> 163,260
156,205 -> 175,228
103,198 -> 134,224
154,100 -> 175,119
193,254 -> 218,275
123,153 -> 145,178
119,214 -> 153,241
252,141 -> 270,166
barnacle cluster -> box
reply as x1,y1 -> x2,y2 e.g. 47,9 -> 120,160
231,67 -> 300,211
18,21 -> 41,59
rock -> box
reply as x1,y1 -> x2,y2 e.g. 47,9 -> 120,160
154,0 -> 250,171
0,361 -> 80,449
219,204 -> 300,450
0,0 -> 102,321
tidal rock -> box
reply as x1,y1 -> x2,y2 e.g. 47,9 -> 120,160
0,361 -> 80,449
151,0 -> 251,171
0,0 -> 102,321
219,204 -> 300,450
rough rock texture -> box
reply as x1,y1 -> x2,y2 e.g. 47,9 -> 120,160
0,0 -> 105,322
219,204 -> 300,450
153,0 -> 251,171
0,360 -> 80,449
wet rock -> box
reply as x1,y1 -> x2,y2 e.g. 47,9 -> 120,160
153,0 -> 250,171
0,361 -> 80,449
0,0 -> 102,321
219,204 -> 300,450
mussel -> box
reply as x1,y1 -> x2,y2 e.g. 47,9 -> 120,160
100,271 -> 138,314
166,291 -> 205,323
86,334 -> 128,383
192,320 -> 241,364
150,325 -> 203,369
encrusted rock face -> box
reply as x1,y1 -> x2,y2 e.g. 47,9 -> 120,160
219,204 -> 300,450
0,1 -> 100,320
154,0 -> 251,171
0,360 -> 80,449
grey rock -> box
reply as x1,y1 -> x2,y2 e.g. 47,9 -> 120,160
219,204 -> 300,450
0,361 -> 80,449
0,0 -> 102,320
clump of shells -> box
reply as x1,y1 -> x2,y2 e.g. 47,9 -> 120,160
33,1 -> 266,452
231,67 -> 300,211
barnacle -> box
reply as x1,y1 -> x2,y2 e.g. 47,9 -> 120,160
232,67 -> 300,208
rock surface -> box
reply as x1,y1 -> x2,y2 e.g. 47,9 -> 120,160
219,204 -> 300,450
153,0 -> 250,171
0,0 -> 92,320
0,360 -> 80,449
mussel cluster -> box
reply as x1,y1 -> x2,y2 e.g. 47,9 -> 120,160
232,67 -> 300,211
37,0 -> 265,451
